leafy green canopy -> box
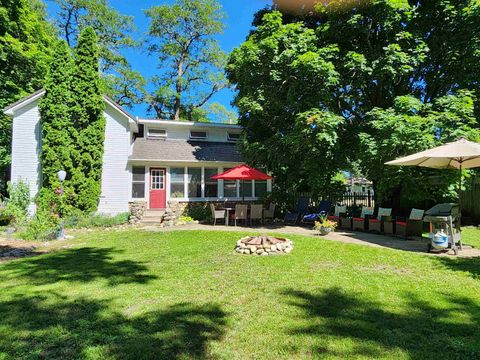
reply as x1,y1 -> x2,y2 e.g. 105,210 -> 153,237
51,0 -> 146,108
145,0 -> 230,122
227,11 -> 344,200
0,0 -> 56,194
228,1 -> 480,209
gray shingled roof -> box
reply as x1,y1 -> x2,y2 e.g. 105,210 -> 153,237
129,138 -> 242,163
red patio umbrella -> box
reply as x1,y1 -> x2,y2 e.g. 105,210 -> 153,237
211,164 -> 272,201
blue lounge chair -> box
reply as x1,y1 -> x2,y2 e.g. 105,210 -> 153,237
302,200 -> 332,223
284,197 -> 310,224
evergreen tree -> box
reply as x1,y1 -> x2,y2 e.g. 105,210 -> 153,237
71,27 -> 105,213
38,41 -> 75,194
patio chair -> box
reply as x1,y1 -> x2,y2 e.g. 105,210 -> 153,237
263,203 -> 276,223
250,204 -> 263,225
302,200 -> 332,223
352,206 -> 375,231
234,204 -> 248,226
284,197 -> 309,224
368,207 -> 392,233
210,204 -> 226,226
387,208 -> 424,238
327,205 -> 347,226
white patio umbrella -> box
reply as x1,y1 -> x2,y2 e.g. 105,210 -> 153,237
385,137 -> 480,226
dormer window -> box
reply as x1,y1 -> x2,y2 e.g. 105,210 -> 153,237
227,132 -> 240,142
190,130 -> 207,139
148,128 -> 167,138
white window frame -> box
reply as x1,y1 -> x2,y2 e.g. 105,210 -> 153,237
227,132 -> 241,142
147,128 -> 167,138
189,130 -> 208,140
165,166 -> 272,202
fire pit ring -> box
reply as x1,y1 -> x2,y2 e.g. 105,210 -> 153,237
235,235 -> 293,255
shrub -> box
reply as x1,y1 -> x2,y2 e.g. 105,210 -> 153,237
183,203 -> 211,222
17,209 -> 59,241
2,180 -> 31,225
64,212 -> 129,229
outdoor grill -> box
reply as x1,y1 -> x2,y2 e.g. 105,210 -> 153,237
423,203 -> 462,253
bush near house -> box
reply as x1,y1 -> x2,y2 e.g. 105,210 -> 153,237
64,212 -> 129,229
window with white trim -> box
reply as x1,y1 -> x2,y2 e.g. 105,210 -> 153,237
150,169 -> 165,190
190,130 -> 207,139
132,167 -> 145,198
254,180 -> 268,198
170,168 -> 185,198
227,132 -> 241,142
148,128 -> 167,138
204,168 -> 218,197
188,168 -> 202,197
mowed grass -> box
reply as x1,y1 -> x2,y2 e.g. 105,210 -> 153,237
0,228 -> 479,359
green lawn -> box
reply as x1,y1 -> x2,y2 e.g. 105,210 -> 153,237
1,228 -> 479,359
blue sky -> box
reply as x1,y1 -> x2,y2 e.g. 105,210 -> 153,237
47,1 -> 271,118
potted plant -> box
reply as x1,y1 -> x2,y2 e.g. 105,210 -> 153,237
314,215 -> 338,236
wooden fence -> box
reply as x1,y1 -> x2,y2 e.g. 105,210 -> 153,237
462,176 -> 480,223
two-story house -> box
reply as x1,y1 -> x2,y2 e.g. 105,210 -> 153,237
3,90 -> 272,214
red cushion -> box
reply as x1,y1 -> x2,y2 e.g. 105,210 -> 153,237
369,219 -> 381,223
352,218 -> 364,221
328,216 -> 339,220
396,221 -> 407,227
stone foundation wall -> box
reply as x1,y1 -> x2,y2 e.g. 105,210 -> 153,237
129,201 -> 147,224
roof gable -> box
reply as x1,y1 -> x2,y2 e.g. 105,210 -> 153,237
3,89 -> 138,132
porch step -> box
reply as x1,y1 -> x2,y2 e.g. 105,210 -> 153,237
144,210 -> 165,217
140,210 -> 165,225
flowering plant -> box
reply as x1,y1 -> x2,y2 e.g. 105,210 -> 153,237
313,215 -> 338,233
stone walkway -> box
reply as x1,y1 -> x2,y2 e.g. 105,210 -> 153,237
142,223 -> 480,258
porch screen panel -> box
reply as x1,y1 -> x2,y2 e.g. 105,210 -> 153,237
223,168 -> 237,197
188,168 -> 202,198
204,168 -> 218,197
132,166 -> 145,198
240,180 -> 252,197
170,167 -> 185,198
255,180 -> 268,198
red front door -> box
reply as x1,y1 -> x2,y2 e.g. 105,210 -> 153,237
149,168 -> 166,209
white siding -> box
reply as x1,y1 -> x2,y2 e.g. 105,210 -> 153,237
10,100 -> 42,213
97,103 -> 132,214
144,122 -> 241,142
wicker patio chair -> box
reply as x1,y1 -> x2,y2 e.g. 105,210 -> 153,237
210,204 -> 226,226
395,208 -> 424,238
328,205 -> 347,226
368,207 -> 392,233
250,204 -> 263,225
234,204 -> 248,226
263,203 -> 276,223
352,206 -> 375,231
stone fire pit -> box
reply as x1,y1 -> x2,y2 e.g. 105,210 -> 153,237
235,235 -> 293,255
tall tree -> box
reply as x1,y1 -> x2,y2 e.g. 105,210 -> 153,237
227,11 -> 343,201
145,0 -> 229,121
39,40 -> 75,192
50,0 -> 146,108
228,1 -> 480,208
0,0 -> 55,194
71,27 -> 105,213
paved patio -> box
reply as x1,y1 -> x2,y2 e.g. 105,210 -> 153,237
142,223 -> 480,257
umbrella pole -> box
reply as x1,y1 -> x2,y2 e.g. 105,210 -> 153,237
242,180 -> 245,202
458,164 -> 463,250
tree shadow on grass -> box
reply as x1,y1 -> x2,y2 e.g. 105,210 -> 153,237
1,247 -> 156,285
0,294 -> 228,359
282,287 -> 480,359
430,256 -> 480,279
